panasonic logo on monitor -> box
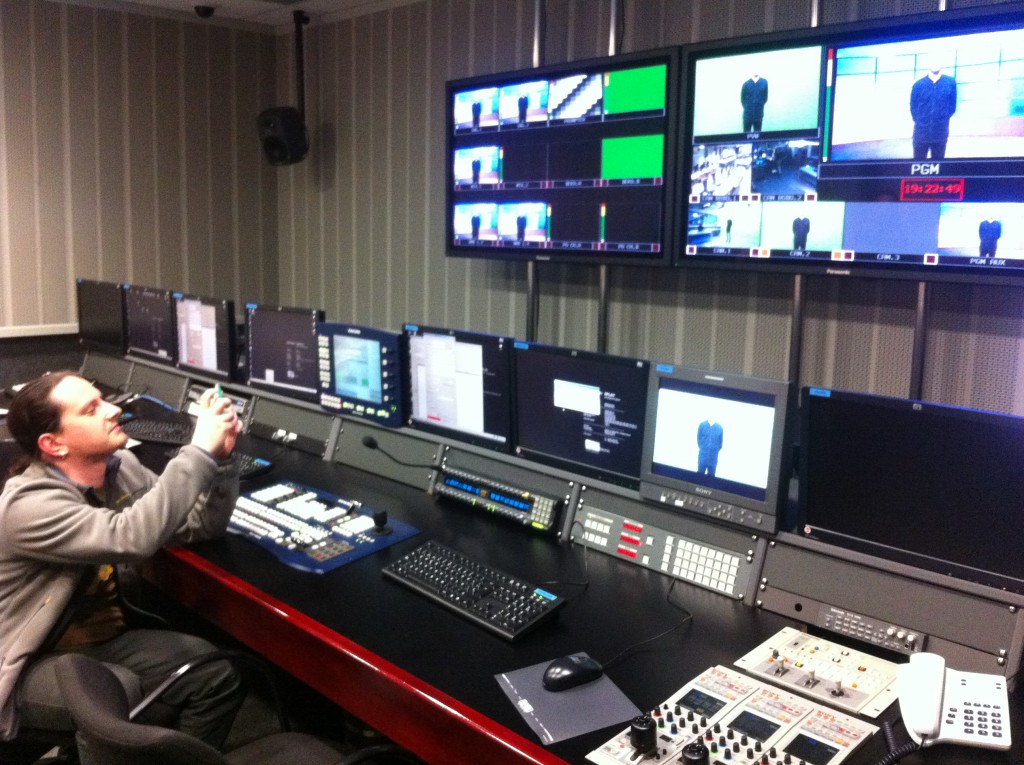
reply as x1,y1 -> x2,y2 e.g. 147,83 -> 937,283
826,268 -> 852,276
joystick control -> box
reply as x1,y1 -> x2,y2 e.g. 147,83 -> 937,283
372,508 -> 393,535
680,740 -> 711,764
628,714 -> 656,758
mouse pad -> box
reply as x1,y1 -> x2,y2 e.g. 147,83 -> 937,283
496,653 -> 641,745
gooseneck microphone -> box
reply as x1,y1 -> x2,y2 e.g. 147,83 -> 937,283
360,435 -> 438,470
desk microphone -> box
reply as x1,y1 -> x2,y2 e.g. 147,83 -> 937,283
360,435 -> 438,470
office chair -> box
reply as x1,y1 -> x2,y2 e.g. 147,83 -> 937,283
55,652 -> 347,765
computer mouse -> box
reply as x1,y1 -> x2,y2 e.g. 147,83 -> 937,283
541,653 -> 604,692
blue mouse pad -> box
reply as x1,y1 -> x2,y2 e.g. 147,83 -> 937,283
496,653 -> 641,745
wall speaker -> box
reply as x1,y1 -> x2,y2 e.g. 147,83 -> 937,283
257,107 -> 308,165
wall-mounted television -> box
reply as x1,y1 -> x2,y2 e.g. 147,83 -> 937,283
677,4 -> 1024,284
447,48 -> 679,265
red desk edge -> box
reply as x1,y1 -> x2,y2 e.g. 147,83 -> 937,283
144,547 -> 570,765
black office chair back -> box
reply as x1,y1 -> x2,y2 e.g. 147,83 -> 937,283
55,653 -> 228,765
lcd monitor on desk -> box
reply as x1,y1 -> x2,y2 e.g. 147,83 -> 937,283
403,324 -> 513,451
245,303 -> 325,403
76,277 -> 126,355
639,364 -> 792,532
124,284 -> 177,365
316,322 -> 405,428
799,387 -> 1024,593
173,292 -> 236,382
512,342 -> 649,488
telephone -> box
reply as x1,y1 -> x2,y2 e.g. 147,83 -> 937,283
898,652 -> 1011,751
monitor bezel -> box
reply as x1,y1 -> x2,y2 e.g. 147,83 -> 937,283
172,292 -> 237,383
123,283 -> 178,367
446,46 -> 681,266
639,364 -> 793,531
75,277 -> 126,355
674,2 -> 1024,286
316,321 -> 406,428
798,386 -> 1024,592
402,323 -> 514,452
244,302 -> 326,403
512,341 -> 651,489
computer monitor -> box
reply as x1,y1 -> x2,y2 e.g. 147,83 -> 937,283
403,324 -> 513,451
513,342 -> 650,488
75,278 -> 126,355
173,292 -> 236,382
678,4 -> 1024,284
245,303 -> 325,402
799,387 -> 1024,592
124,284 -> 177,365
447,47 -> 679,265
316,322 -> 405,428
639,365 -> 793,532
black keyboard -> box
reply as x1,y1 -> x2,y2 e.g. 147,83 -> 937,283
122,417 -> 193,445
382,540 -> 566,641
164,447 -> 272,481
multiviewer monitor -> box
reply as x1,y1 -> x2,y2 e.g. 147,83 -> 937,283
76,278 -> 126,355
679,4 -> 1024,284
245,303 -> 325,402
403,324 -> 513,450
124,284 -> 177,365
173,292 -> 236,382
640,365 -> 792,532
447,48 -> 679,265
513,342 -> 649,488
316,322 -> 405,428
799,387 -> 1024,593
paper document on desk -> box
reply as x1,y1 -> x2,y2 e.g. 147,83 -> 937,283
497,654 -> 640,745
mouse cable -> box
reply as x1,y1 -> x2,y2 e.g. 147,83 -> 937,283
600,577 -> 694,671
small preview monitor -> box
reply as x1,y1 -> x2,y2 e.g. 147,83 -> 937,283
403,323 -> 513,450
640,365 -> 793,532
447,47 -> 679,265
513,342 -> 650,487
124,284 -> 177,365
799,387 -> 1024,592
679,5 -> 1024,284
316,322 -> 405,428
173,292 -> 236,382
245,303 -> 325,402
75,278 -> 126,355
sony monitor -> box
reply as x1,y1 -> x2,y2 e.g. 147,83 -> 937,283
316,322 -> 405,428
799,387 -> 1024,593
245,303 -> 325,402
513,342 -> 650,488
124,284 -> 177,365
640,364 -> 793,532
447,47 -> 679,265
173,292 -> 236,382
403,323 -> 513,450
76,278 -> 126,355
678,4 -> 1024,284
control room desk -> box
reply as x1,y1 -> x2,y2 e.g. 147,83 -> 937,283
140,446 -> 1022,765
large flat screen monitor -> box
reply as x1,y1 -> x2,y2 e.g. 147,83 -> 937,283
245,303 -> 325,402
447,48 -> 679,265
316,322 -> 405,428
678,5 -> 1024,284
173,292 -> 236,382
799,387 -> 1024,593
403,324 -> 513,451
76,278 -> 126,355
124,284 -> 177,365
640,364 -> 793,532
513,342 -> 649,488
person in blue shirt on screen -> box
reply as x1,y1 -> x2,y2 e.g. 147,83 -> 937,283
697,418 -> 724,477
910,60 -> 957,160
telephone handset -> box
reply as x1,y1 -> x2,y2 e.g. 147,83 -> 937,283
898,652 -> 1011,751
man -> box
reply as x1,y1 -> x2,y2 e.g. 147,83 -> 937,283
910,61 -> 957,160
0,371 -> 244,747
740,73 -> 768,133
979,217 -> 1002,258
696,418 -> 724,477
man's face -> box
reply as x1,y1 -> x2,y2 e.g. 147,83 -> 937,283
46,376 -> 127,459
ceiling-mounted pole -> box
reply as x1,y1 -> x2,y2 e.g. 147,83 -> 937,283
294,10 -> 310,121
597,0 -> 620,353
526,0 -> 545,343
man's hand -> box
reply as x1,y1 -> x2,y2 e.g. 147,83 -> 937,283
190,388 -> 242,460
